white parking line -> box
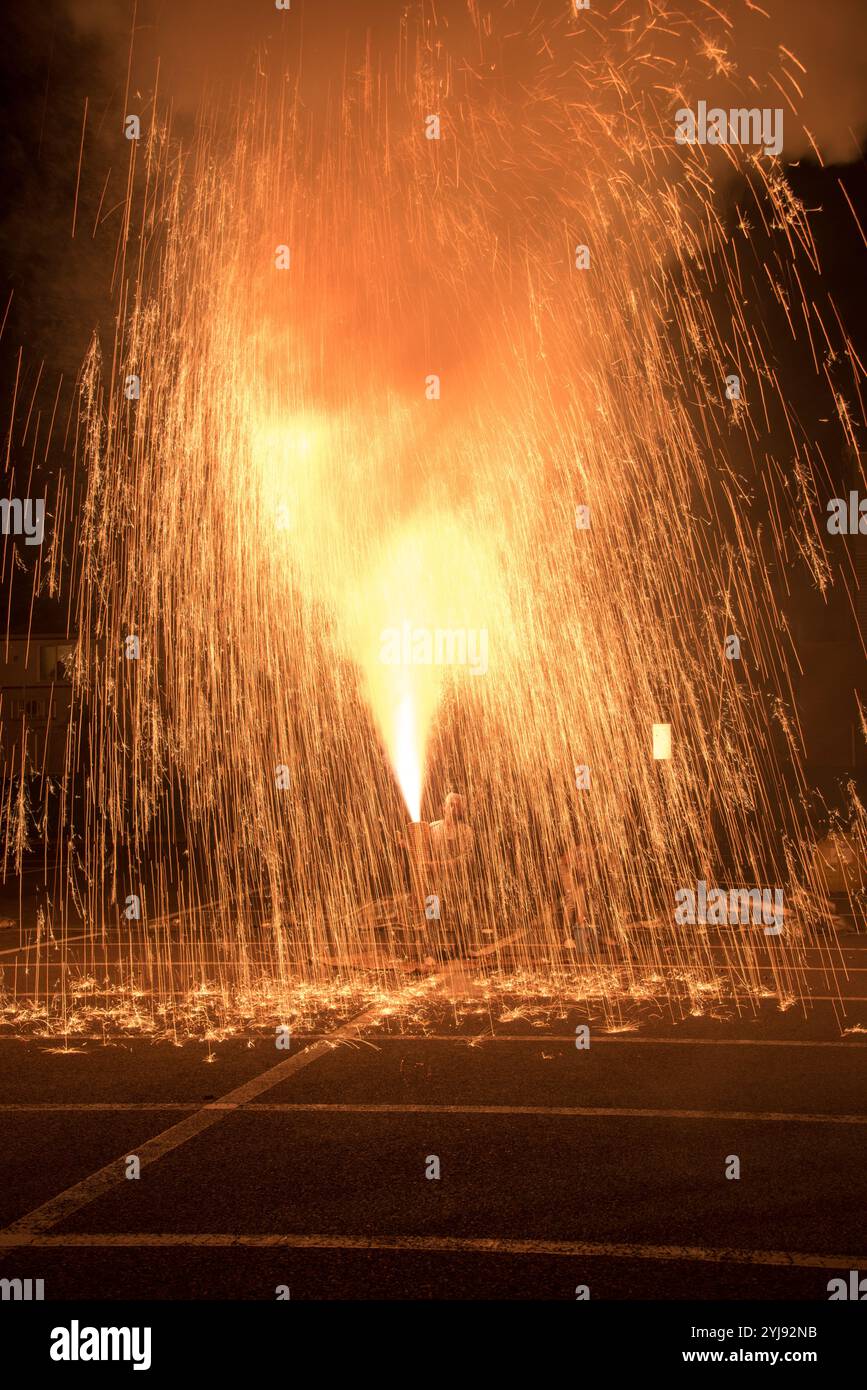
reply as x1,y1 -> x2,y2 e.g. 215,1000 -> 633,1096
0,997 -> 397,1236
0,1231 -> 862,1269
0,933 -> 89,958
1,1101 -> 865,1124
2,1032 -> 867,1048
355,1034 -> 867,1047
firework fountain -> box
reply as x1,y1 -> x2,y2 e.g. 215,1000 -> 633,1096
4,1 -> 864,1038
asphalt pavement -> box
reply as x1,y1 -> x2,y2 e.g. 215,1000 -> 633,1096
1,918 -> 866,1300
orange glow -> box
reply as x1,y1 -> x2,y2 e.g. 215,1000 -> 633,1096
394,692 -> 422,823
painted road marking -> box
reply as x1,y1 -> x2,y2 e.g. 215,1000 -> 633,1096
1,1101 -> 866,1124
0,1231 -> 862,1269
342,1034 -> 867,1047
2,1032 -> 867,1048
0,933 -> 88,958
0,997 -> 399,1236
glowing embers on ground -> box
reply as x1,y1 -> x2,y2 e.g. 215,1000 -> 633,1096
0,947 -> 815,1043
